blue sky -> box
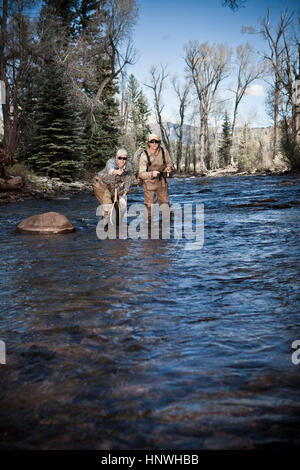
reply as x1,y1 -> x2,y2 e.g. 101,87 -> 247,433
1,0 -> 298,129
129,0 -> 299,128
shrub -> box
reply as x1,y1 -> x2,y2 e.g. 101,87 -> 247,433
6,163 -> 35,182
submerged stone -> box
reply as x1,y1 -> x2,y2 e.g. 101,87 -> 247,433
16,211 -> 75,234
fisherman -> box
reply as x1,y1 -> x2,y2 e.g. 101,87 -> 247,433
93,148 -> 133,219
138,134 -> 174,220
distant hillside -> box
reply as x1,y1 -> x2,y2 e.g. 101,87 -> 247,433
149,121 -> 273,144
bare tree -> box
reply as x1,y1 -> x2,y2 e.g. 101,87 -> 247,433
184,41 -> 232,169
184,107 -> 201,174
260,8 -> 295,159
184,127 -> 193,173
210,98 -> 225,168
243,7 -> 294,158
171,75 -> 191,171
0,0 -> 37,155
0,0 -> 139,157
279,27 -> 299,141
119,69 -> 129,134
144,64 -> 170,151
230,43 -> 267,136
222,0 -> 245,10
58,0 -> 138,124
0,0 -> 9,148
93,0 -> 138,104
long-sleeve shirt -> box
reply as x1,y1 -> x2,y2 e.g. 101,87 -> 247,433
139,148 -> 174,180
97,158 -> 133,196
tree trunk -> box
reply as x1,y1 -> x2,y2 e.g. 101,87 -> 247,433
176,124 -> 184,172
0,0 -> 8,150
193,141 -> 196,175
273,73 -> 280,159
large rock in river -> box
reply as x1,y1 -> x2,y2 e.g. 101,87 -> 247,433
16,211 -> 75,234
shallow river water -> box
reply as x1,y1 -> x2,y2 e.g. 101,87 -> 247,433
0,174 -> 300,449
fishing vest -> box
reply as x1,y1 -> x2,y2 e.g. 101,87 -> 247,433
144,147 -> 166,172
141,148 -> 168,189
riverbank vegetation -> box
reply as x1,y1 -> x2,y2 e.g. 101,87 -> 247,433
0,0 -> 299,188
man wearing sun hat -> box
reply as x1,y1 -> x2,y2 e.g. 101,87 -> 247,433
138,134 -> 174,219
93,148 -> 133,218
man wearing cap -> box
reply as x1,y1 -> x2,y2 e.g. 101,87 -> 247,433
93,148 -> 133,218
138,134 -> 174,219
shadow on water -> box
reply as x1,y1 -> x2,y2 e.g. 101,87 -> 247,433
0,174 -> 300,449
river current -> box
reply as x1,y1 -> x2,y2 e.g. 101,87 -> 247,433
0,174 -> 299,449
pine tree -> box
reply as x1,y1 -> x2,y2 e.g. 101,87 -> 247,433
237,123 -> 257,172
280,117 -> 300,171
124,74 -> 151,152
40,0 -> 79,40
218,111 -> 232,167
85,67 -> 121,172
75,0 -> 100,35
16,85 -> 36,165
135,88 -> 151,148
29,60 -> 86,181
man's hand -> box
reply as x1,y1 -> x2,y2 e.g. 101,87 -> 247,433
151,170 -> 160,178
113,169 -> 123,176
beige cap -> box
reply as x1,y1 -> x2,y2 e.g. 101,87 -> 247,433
116,148 -> 128,158
148,133 -> 161,142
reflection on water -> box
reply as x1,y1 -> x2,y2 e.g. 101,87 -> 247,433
0,174 -> 300,449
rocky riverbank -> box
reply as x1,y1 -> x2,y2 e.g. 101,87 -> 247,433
0,166 -> 297,205
0,174 -> 93,205
173,165 -> 292,178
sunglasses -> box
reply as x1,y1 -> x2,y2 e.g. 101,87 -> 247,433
149,140 -> 160,144
118,157 -> 127,160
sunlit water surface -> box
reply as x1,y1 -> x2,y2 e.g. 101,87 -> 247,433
0,174 -> 300,449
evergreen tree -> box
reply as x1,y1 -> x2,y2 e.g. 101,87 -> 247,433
16,84 -> 37,165
280,116 -> 300,171
29,59 -> 86,181
218,111 -> 232,167
124,74 -> 151,152
86,68 -> 120,172
75,0 -> 100,35
237,123 -> 257,172
135,87 -> 152,148
40,0 -> 79,40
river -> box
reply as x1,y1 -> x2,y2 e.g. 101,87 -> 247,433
0,174 -> 299,449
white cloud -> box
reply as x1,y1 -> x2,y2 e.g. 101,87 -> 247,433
245,84 -> 265,97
